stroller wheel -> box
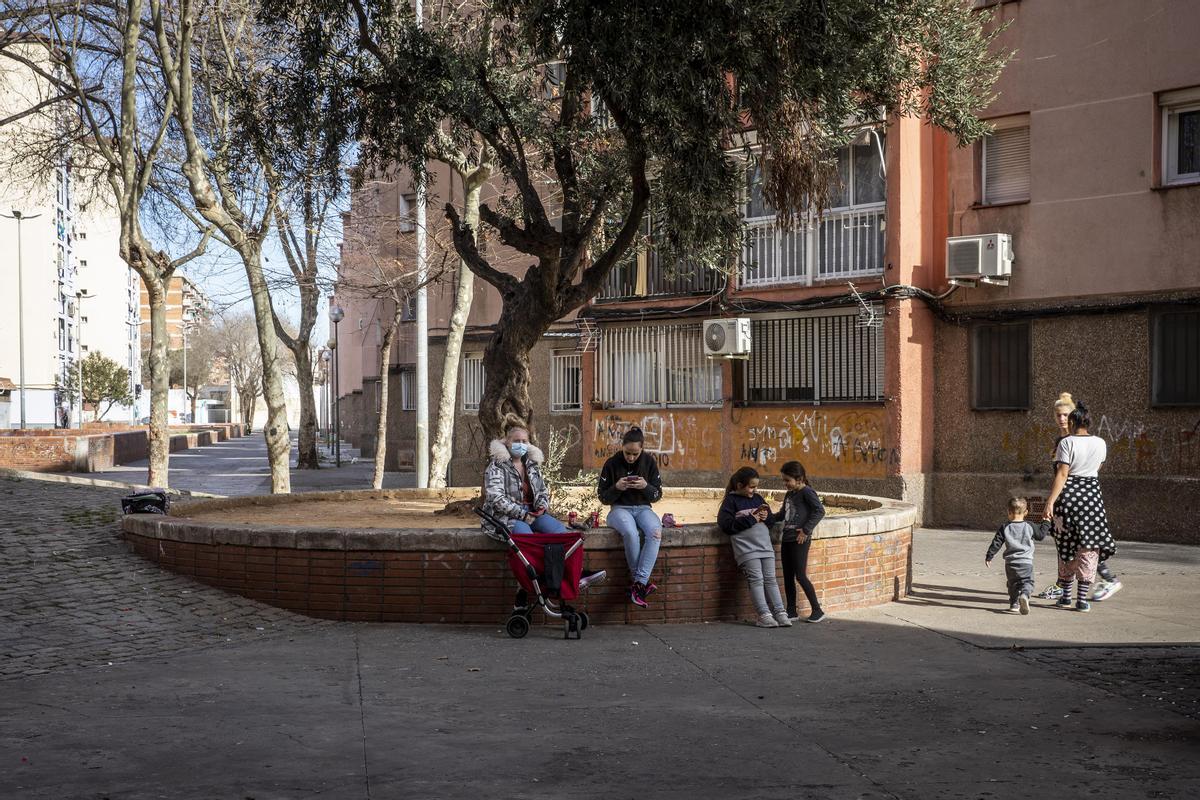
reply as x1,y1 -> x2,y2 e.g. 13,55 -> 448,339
506,615 -> 530,639
578,611 -> 589,631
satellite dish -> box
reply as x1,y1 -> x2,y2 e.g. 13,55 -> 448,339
704,322 -> 727,352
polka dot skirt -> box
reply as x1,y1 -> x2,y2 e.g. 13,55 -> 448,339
1053,476 -> 1117,562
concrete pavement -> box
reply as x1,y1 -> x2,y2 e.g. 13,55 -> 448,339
69,433 -> 415,496
1,478 -> 1198,798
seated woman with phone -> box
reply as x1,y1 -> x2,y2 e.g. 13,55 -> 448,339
597,427 -> 664,608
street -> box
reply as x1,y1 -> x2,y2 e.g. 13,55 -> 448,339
1,476 -> 1197,799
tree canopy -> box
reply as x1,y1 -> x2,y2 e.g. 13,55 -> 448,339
262,0 -> 1006,435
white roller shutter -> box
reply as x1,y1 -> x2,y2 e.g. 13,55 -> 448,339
983,126 -> 1030,205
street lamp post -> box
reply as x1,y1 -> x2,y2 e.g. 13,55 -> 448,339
3,209 -> 41,429
329,304 -> 344,468
181,309 -> 195,423
320,348 -> 332,452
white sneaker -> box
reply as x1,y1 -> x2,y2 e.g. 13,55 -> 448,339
755,612 -> 780,628
772,611 -> 793,627
578,570 -> 607,591
1007,602 -> 1021,614
1018,594 -> 1030,615
1092,579 -> 1122,601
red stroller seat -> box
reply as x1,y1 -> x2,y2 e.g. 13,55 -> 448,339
475,508 -> 591,639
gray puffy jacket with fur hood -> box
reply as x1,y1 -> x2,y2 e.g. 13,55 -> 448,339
481,439 -> 551,537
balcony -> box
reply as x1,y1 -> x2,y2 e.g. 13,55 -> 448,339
740,204 -> 885,288
596,247 -> 723,302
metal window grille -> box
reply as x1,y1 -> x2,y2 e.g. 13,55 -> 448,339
971,322 -> 1031,410
550,350 -> 582,412
741,138 -> 886,287
400,369 -> 415,411
1152,308 -> 1200,405
595,322 -> 721,406
743,309 -> 884,403
461,353 -> 484,412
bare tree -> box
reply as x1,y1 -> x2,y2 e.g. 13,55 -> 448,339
0,3 -> 214,487
211,312 -> 263,431
146,0 -> 293,491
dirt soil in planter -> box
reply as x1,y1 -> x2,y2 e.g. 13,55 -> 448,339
180,491 -> 856,530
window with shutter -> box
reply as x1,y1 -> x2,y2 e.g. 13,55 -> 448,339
1160,87 -> 1200,186
982,124 -> 1030,205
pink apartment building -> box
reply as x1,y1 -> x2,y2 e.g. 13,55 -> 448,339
333,0 -> 1200,541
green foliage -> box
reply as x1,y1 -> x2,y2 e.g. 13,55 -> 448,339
58,353 -> 134,420
260,0 -> 1007,432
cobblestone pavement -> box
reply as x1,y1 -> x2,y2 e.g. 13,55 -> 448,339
1016,646 -> 1200,722
0,477 -> 326,680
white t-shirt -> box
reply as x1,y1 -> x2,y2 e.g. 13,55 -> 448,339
1054,434 -> 1107,477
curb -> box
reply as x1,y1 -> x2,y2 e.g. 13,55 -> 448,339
0,467 -> 225,498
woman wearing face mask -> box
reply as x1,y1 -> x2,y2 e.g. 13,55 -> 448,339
483,420 -> 606,610
482,422 -> 569,536
597,426 -> 664,607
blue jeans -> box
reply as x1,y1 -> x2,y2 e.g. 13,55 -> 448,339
510,505 -> 569,534
607,505 -> 661,585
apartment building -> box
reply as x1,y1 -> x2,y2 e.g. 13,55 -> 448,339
0,42 -> 81,428
74,201 -> 142,423
138,274 -> 209,349
931,0 -> 1200,539
334,0 -> 1199,540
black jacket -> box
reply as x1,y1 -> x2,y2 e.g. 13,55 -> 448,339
598,452 -> 663,507
717,492 -> 779,536
781,486 -> 825,543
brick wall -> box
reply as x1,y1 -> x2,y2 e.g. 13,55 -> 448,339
123,527 -> 912,624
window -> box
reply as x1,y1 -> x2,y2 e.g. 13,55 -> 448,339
971,322 -> 1031,410
1152,308 -> 1200,405
399,369 -> 416,411
595,322 -> 721,406
550,350 -> 582,412
1161,87 -> 1200,186
399,194 -> 417,232
741,132 -> 887,286
79,260 -> 87,268
401,294 -> 417,322
591,95 -> 613,130
461,353 -> 484,412
742,309 -> 884,404
981,118 -> 1030,205
544,61 -> 566,99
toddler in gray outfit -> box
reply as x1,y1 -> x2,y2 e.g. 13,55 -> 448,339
985,497 -> 1046,615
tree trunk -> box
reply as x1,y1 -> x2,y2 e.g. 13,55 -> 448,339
478,297 -> 544,440
428,175 -> 486,488
241,393 -> 256,430
243,245 -> 292,493
372,306 -> 404,490
145,278 -> 172,487
293,345 -> 320,469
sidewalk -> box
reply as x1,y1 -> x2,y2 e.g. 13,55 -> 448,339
1,475 -> 1197,799
66,432 -> 416,495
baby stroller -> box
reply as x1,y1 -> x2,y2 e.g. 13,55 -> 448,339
475,507 -> 592,640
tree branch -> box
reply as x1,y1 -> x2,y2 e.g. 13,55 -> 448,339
445,202 -> 520,296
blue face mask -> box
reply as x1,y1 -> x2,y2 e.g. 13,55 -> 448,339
509,442 -> 529,458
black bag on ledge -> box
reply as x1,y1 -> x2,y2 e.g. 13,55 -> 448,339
121,490 -> 171,515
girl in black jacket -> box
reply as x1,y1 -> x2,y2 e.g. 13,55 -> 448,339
717,467 -> 790,628
779,461 -> 826,623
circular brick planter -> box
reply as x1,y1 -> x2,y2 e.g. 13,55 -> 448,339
121,488 -> 916,624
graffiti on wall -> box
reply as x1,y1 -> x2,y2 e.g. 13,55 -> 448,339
1002,414 -> 1200,477
589,412 -> 719,471
735,407 -> 897,478
586,406 -> 896,479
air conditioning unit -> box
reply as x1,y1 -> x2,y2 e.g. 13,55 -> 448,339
703,317 -> 752,358
947,233 -> 1013,285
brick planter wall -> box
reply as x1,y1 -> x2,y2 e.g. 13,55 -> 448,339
122,490 -> 916,624
0,423 -> 243,472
